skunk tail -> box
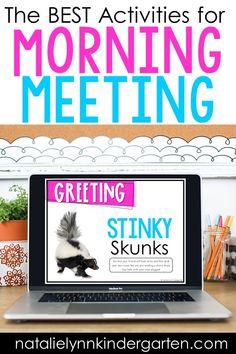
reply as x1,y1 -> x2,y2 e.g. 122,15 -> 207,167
56,211 -> 81,240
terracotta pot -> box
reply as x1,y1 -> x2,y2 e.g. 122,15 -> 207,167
0,220 -> 27,241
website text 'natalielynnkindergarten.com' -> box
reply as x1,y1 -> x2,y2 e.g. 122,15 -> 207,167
14,335 -> 229,352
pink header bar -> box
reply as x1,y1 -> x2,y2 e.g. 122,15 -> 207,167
47,180 -> 134,207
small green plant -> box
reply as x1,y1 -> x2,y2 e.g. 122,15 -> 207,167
0,185 -> 28,222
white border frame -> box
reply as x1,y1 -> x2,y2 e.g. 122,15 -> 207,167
0,135 -> 236,178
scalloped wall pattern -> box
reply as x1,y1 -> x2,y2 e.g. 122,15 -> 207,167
0,136 -> 236,165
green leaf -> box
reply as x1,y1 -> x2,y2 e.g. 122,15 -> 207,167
0,185 -> 28,222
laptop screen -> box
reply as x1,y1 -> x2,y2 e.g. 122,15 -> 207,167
45,178 -> 186,285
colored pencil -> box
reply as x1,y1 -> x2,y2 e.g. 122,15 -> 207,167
205,215 -> 234,281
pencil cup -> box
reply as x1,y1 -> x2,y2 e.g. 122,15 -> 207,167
229,237 -> 236,281
203,229 -> 231,281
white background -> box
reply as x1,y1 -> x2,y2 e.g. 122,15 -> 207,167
46,179 -> 185,284
0,0 -> 235,124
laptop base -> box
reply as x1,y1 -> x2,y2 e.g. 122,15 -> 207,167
4,290 -> 231,321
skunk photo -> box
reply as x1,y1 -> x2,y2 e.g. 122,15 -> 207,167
55,211 -> 99,277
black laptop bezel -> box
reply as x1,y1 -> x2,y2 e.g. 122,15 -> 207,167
28,174 -> 202,291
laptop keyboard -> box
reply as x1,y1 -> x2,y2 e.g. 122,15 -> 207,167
39,292 -> 194,303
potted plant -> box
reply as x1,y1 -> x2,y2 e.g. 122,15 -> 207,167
0,185 -> 28,240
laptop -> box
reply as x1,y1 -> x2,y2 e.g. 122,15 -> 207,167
4,174 -> 231,320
